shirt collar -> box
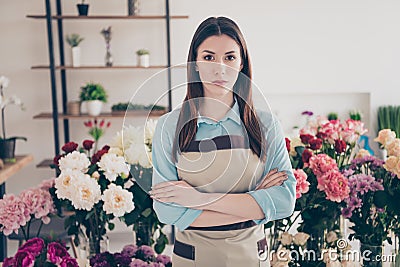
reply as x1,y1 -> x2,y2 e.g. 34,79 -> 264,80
197,97 -> 241,126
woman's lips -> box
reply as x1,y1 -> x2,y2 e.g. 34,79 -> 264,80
212,80 -> 228,86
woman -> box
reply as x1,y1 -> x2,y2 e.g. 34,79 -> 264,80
150,16 -> 296,267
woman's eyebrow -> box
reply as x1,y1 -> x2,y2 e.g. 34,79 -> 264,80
201,50 -> 238,54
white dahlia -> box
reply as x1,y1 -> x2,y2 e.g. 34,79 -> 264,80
102,184 -> 134,217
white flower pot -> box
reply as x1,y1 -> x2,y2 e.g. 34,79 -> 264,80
85,100 -> 103,116
72,46 -> 81,67
137,54 -> 149,67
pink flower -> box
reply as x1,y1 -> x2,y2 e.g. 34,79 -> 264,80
317,170 -> 350,202
60,257 -> 79,267
309,154 -> 338,178
47,242 -> 69,264
14,250 -> 35,267
19,237 -> 45,257
122,244 -> 138,257
156,254 -> 171,265
149,263 -> 165,267
345,119 -> 367,136
293,169 -> 310,199
130,258 -> 148,267
39,178 -> 56,190
3,256 -> 16,267
0,194 -> 30,235
19,188 -> 55,224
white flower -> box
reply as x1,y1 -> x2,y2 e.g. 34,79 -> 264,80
54,170 -> 82,200
293,232 -> 310,246
279,232 -> 293,246
108,147 -> 123,157
124,144 -> 151,168
326,231 -> 338,243
145,119 -> 157,147
0,76 -> 10,89
70,175 -> 101,210
102,184 -> 134,217
97,153 -> 130,182
59,151 -> 90,172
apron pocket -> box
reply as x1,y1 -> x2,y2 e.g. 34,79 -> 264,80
173,239 -> 195,261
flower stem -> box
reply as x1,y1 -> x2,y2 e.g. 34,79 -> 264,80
36,220 -> 44,238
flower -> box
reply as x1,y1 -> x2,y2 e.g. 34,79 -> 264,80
285,137 -> 291,153
155,254 -> 171,266
5,238 -> 78,267
55,170 -> 84,200
326,231 -> 338,243
83,139 -> 95,150
130,259 -> 147,267
279,232 -> 293,246
122,244 -> 139,257
355,148 -> 370,159
0,194 -> 30,235
386,138 -> 400,157
69,174 -> 102,210
102,184 -> 135,217
59,151 -> 91,172
62,141 -> 79,153
0,75 -> 25,140
293,232 -> 310,246
293,169 -> 310,199
309,154 -> 338,178
97,153 -> 130,182
317,169 -> 349,202
374,129 -> 396,147
334,139 -> 347,153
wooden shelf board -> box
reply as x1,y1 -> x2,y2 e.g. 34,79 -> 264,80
36,159 -> 54,168
33,110 -> 167,119
27,15 -> 189,20
0,155 -> 34,185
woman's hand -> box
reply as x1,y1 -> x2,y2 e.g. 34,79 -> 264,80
255,168 -> 288,190
149,180 -> 205,208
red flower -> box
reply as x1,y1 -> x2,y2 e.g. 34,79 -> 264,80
53,154 -> 63,166
300,134 -> 314,145
285,138 -> 291,153
106,121 -> 111,128
19,238 -> 45,257
101,145 -> 110,151
61,142 -> 78,153
334,139 -> 347,153
302,149 -> 313,164
82,140 -> 95,151
84,120 -> 93,128
309,138 -> 322,150
91,149 -> 108,164
316,132 -> 328,140
99,119 -> 105,128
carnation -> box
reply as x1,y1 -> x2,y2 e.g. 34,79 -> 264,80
0,194 -> 30,235
293,169 -> 310,199
309,154 -> 338,178
374,129 -> 396,147
317,169 -> 350,202
97,153 -> 130,182
55,170 -> 84,200
102,184 -> 135,217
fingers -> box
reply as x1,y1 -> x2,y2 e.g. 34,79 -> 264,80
256,171 -> 288,190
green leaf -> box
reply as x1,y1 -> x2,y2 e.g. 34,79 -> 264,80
108,222 -> 115,231
141,208 -> 152,217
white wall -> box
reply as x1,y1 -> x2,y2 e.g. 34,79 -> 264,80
1,0 -> 400,232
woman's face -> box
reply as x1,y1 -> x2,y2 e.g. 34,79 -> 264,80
196,34 -> 243,97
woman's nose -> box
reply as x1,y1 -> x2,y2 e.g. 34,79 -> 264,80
213,60 -> 226,75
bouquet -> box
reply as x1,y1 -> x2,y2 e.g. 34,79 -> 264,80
3,237 -> 78,267
51,140 -> 134,256
0,179 -> 56,240
109,119 -> 168,253
90,244 -> 172,267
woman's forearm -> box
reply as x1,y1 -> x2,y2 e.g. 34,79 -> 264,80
198,192 -> 265,220
189,210 -> 248,227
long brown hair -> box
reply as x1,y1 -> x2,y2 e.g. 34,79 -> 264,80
172,16 -> 266,162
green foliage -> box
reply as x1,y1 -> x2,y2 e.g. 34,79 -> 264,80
327,112 -> 338,120
349,109 -> 362,121
111,102 -> 166,111
136,49 -> 150,56
79,82 -> 108,103
66,33 -> 84,47
377,105 -> 400,137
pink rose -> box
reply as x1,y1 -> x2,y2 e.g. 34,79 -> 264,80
374,129 -> 396,147
14,250 -> 35,267
60,257 -> 79,267
47,242 -> 69,264
317,170 -> 350,202
309,154 -> 338,178
19,237 -> 45,257
293,169 -> 310,199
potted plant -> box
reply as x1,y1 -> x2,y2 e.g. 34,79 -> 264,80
79,82 -> 108,116
77,0 -> 89,16
136,49 -> 150,67
0,76 -> 26,162
66,33 -> 84,67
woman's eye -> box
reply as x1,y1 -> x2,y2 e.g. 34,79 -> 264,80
225,55 -> 236,61
203,55 -> 214,61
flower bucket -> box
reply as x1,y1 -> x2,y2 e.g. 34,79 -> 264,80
77,4 -> 89,16
0,138 -> 15,160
